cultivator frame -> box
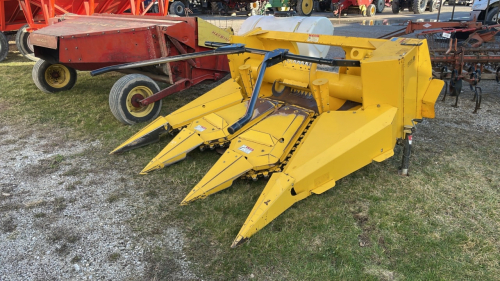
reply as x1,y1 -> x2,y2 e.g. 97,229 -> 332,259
107,27 -> 444,247
381,20 -> 500,113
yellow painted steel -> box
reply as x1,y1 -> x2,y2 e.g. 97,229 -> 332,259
196,18 -> 232,47
182,106 -> 312,205
112,26 -> 444,247
126,86 -> 155,118
141,99 -> 279,174
45,64 -> 71,88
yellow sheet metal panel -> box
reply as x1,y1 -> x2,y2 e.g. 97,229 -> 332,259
416,40 -> 434,119
110,115 -> 170,154
421,79 -> 445,118
253,31 -> 383,50
232,172 -> 308,247
165,80 -> 243,128
196,18 -> 232,47
182,149 -> 254,205
187,99 -> 278,142
285,105 -> 398,194
141,128 -> 204,174
230,106 -> 310,168
402,47 -> 419,127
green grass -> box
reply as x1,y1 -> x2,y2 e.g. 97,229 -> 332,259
1,52 -> 499,280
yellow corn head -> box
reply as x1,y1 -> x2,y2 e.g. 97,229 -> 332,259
110,28 -> 444,247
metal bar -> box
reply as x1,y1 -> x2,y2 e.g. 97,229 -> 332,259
140,79 -> 190,106
400,133 -> 412,176
205,42 -> 361,67
91,43 -> 361,76
90,49 -> 242,76
168,36 -> 196,67
451,0 -> 456,21
227,49 -> 284,135
437,0 -> 442,22
117,69 -> 170,83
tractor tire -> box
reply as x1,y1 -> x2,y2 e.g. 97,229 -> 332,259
32,59 -> 77,93
392,0 -> 400,13
212,1 -> 221,12
0,32 -> 8,62
296,0 -> 314,16
16,25 -> 37,61
314,0 -> 327,11
428,0 -> 437,12
366,3 -> 376,16
169,1 -> 186,16
486,7 -> 500,24
375,0 -> 385,13
413,0 -> 426,14
314,1 -> 320,11
109,74 -> 162,125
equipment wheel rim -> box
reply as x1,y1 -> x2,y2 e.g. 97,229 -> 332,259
370,4 -> 376,15
44,64 -> 72,88
301,0 -> 313,14
125,86 -> 155,118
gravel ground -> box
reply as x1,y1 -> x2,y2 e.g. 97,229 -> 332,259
1,6 -> 499,279
0,124 -> 195,280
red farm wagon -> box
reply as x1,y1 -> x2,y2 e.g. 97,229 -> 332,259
29,14 -> 231,124
0,0 -> 168,61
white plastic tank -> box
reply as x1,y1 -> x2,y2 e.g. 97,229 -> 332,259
237,15 -> 334,58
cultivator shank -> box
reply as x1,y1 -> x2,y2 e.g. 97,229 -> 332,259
111,27 -> 444,246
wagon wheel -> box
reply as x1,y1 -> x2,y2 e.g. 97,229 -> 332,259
413,0 -> 426,14
16,24 -> 37,62
428,0 -> 438,12
169,1 -> 186,16
374,0 -> 385,13
391,0 -> 400,14
109,74 -> 163,125
0,32 -> 8,62
485,7 -> 500,24
366,4 -> 376,16
296,0 -> 314,16
32,59 -> 77,93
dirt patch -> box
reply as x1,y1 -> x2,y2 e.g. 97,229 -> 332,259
0,122 -> 195,280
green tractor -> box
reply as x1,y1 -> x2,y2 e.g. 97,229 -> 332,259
266,0 -> 315,16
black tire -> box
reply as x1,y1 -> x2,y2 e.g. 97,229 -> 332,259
428,0 -> 435,11
109,74 -> 162,125
16,24 -> 37,62
32,59 -> 77,93
0,32 -> 7,62
392,0 -> 400,13
375,0 -> 385,13
413,0 -> 426,14
486,7 -> 500,24
212,2 -> 220,12
169,1 -> 186,16
296,0 -> 314,16
366,3 -> 376,16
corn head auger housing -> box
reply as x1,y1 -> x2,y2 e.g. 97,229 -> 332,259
106,29 -> 444,247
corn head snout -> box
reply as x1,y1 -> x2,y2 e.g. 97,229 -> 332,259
111,27 -> 444,247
